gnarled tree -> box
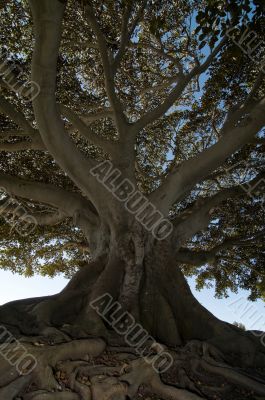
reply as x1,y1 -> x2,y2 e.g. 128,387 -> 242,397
0,0 -> 264,399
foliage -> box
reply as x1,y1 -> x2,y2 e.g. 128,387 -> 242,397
0,0 -> 264,300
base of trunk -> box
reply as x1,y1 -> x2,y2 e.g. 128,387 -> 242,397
0,251 -> 264,399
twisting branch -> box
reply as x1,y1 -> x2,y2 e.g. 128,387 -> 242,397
192,37 -> 227,76
134,74 -> 190,131
0,172 -> 97,225
221,73 -> 264,136
151,97 -> 265,213
173,187 -> 241,243
177,230 -> 265,266
243,71 -> 264,106
28,210 -> 67,226
176,248 -> 215,266
0,199 -> 67,226
173,172 -> 265,244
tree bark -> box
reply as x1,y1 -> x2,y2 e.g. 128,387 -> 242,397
0,240 -> 264,359
0,238 -> 264,399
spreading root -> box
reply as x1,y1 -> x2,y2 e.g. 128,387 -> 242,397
0,256 -> 264,399
0,334 -> 264,400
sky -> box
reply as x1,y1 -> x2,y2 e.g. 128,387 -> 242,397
0,270 -> 264,331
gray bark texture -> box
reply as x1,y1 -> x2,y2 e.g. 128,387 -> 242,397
0,0 -> 264,398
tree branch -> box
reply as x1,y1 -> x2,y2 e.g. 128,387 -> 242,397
60,104 -> 115,152
0,137 -> 45,152
112,2 -> 133,73
29,210 -> 67,226
134,75 -> 190,131
139,74 -> 180,96
176,248 -> 215,266
130,41 -> 184,73
134,37 -> 227,131
192,37 -> 227,75
85,4 -> 127,131
152,98 -> 265,212
173,172 -> 265,244
0,96 -> 45,150
0,199 -> 67,226
113,0 -> 147,73
0,95 -> 35,133
177,230 -> 265,266
0,129 -> 36,139
0,172 -> 97,224
28,0 -> 108,208
80,108 -> 113,124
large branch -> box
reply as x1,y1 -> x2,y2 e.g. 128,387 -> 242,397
28,0 -> 105,207
28,210 -> 66,226
177,231 -> 264,266
152,98 -> 265,213
173,172 -> 265,244
0,129 -> 36,139
0,199 -> 66,226
0,139 -> 45,152
0,172 -> 97,224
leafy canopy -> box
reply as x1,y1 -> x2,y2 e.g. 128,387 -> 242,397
0,0 -> 264,300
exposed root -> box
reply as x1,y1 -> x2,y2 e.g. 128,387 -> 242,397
1,336 -> 264,399
184,340 -> 226,362
121,358 -> 203,400
23,392 -> 79,399
193,358 -> 265,396
0,338 -> 106,399
91,375 -> 128,400
0,375 -> 31,399
0,257 -> 264,399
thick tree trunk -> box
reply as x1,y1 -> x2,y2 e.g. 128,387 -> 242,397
0,239 -> 264,399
